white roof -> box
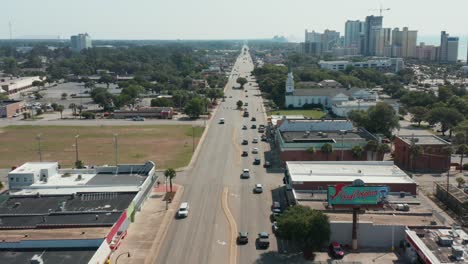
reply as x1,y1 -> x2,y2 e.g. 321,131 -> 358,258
287,161 -> 416,185
10,162 -> 58,174
11,186 -> 140,195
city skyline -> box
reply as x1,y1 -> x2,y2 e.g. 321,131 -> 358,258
1,0 -> 467,40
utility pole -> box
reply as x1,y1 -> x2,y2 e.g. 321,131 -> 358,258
192,126 -> 195,153
113,133 -> 119,167
36,133 -> 43,162
74,135 -> 79,165
340,130 -> 346,161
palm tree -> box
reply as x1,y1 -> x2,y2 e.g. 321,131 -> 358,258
351,146 -> 364,160
456,177 -> 465,188
365,140 -> 378,160
164,168 -> 176,193
57,105 -> 64,119
306,146 -> 316,154
457,144 -> 468,172
320,143 -> 333,161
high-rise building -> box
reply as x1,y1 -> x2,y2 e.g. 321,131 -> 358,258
364,16 -> 383,56
70,33 -> 92,51
439,31 -> 459,63
321,29 -> 340,52
369,28 -> 385,56
416,42 -> 438,61
305,30 -> 322,43
447,37 -> 459,63
345,20 -> 364,48
391,27 -> 418,58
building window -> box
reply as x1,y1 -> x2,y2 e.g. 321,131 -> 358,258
24,177 -> 27,182
298,99 -> 302,105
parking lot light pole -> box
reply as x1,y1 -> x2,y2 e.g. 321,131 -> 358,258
36,133 -> 43,162
74,135 -> 79,164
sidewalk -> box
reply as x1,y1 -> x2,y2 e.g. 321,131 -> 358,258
110,184 -> 183,264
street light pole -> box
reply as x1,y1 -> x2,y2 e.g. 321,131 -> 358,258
192,126 -> 195,153
75,135 -> 79,164
113,133 -> 119,167
36,133 -> 43,162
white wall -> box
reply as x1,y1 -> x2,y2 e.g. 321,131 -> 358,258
87,240 -> 111,264
330,221 -> 406,248
285,95 -> 330,108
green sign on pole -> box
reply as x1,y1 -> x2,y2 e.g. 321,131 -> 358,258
328,184 -> 389,205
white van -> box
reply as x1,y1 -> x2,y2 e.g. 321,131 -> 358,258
177,202 -> 189,218
219,118 -> 225,124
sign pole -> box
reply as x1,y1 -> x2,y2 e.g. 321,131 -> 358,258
352,207 -> 358,250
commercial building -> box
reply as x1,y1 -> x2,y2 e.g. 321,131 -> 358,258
275,119 -> 381,162
0,100 -> 25,118
113,107 -> 174,119
285,161 -> 418,195
0,76 -> 43,95
2,161 -> 157,264
302,29 -> 340,55
319,58 -> 405,73
394,135 -> 451,172
416,43 -> 438,61
404,227 -> 468,263
391,27 -> 418,58
70,33 -> 92,51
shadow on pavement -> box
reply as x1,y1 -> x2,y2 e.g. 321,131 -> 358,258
253,251 -> 307,264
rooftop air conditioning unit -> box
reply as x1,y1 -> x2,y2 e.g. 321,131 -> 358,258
317,132 -> 323,136
438,236 -> 453,247
321,133 -> 328,138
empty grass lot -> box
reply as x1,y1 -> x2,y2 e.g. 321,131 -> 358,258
267,109 -> 325,119
0,125 -> 204,169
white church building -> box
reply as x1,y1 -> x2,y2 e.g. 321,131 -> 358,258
284,71 -> 399,117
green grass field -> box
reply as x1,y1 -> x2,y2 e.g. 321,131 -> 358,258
0,125 -> 204,169
268,109 -> 326,119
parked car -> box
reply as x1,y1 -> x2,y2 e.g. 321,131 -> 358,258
252,138 -> 258,143
272,221 -> 278,233
254,184 -> 263,193
177,202 -> 190,218
237,232 -> 249,244
257,232 -> 270,249
263,161 -> 271,168
242,125 -> 247,130
329,242 -> 345,259
272,201 -> 281,213
132,116 -> 145,121
242,140 -> 248,145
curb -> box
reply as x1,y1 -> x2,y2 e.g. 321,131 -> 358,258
144,185 -> 184,264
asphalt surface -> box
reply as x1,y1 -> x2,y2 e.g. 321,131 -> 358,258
156,47 -> 284,264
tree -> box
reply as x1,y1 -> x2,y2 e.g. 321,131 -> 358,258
90,88 -> 114,111
351,146 -> 364,160
276,205 -> 331,255
207,88 -> 224,103
456,177 -> 466,188
0,93 -> 8,101
69,103 -> 77,117
366,103 -> 400,137
236,100 -> 243,109
81,111 -> 95,119
61,93 -> 68,100
33,91 -> 43,100
99,74 -> 115,88
457,144 -> 468,172
320,143 -> 333,161
184,97 -> 204,119
57,105 -> 65,119
164,168 -> 176,193
365,140 -> 379,160
236,77 -> 248,88
409,106 -> 428,126
151,98 -> 173,107
306,146 -> 316,154
426,107 -> 464,137
347,110 -> 368,128
377,144 -> 391,157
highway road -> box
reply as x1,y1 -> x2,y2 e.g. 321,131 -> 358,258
156,46 -> 284,264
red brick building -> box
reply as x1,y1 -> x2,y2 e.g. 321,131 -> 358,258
285,161 -> 418,195
394,135 -> 451,172
275,119 -> 383,163
0,100 -> 25,118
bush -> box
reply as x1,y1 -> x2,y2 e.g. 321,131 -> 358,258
463,164 -> 468,171
302,103 -> 323,110
81,111 -> 95,119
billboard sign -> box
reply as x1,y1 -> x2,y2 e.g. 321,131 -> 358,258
327,183 -> 389,205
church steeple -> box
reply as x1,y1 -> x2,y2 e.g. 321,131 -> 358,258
285,68 -> 294,94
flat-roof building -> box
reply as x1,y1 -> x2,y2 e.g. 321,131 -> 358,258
394,135 -> 451,172
0,76 -> 42,95
1,161 -> 157,264
285,161 -> 418,196
0,100 -> 25,118
276,119 -> 381,163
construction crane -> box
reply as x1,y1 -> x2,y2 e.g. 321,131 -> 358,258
369,5 -> 391,16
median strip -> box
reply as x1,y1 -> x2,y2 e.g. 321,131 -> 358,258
221,187 -> 238,264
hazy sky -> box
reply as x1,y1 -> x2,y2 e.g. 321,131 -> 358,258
1,0 -> 467,40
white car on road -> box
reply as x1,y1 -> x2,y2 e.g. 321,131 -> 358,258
177,202 -> 190,218
252,148 -> 259,154
241,169 -> 250,179
254,184 -> 263,193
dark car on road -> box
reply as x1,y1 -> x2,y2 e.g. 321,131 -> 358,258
257,232 -> 270,249
253,158 -> 261,165
251,124 -> 257,129
242,140 -> 248,145
329,242 -> 345,259
251,117 -> 256,121
241,151 -> 248,157
237,232 -> 249,245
